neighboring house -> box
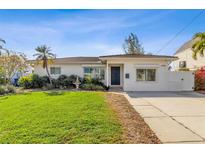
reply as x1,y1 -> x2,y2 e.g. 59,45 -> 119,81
172,39 -> 205,71
32,54 -> 195,91
11,65 -> 33,86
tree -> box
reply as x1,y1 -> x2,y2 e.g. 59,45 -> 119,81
123,33 -> 144,54
0,50 -> 28,84
33,45 -> 56,85
192,32 -> 205,60
0,38 -> 7,56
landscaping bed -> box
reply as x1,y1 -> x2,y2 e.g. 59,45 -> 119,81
106,93 -> 161,144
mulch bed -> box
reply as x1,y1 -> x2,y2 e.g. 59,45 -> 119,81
106,93 -> 161,144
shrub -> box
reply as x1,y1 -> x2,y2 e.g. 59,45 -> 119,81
18,75 -> 33,89
81,84 -> 104,91
0,85 -> 16,95
102,85 -> 110,91
31,74 -> 43,88
83,77 -> 104,85
51,78 -> 60,88
6,85 -> 16,93
57,75 -> 69,88
0,77 -> 6,85
41,76 -> 50,86
67,75 -> 83,86
57,74 -> 82,89
0,86 -> 6,95
83,76 -> 92,84
195,67 -> 205,90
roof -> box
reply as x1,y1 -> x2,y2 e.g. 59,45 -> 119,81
99,54 -> 178,59
29,57 -> 102,64
174,38 -> 199,55
29,54 -> 178,65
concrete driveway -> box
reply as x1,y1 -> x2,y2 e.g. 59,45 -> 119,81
125,91 -> 205,143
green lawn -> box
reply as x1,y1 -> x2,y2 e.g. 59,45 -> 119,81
0,92 -> 122,143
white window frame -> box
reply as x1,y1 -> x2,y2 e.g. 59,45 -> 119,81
50,67 -> 61,75
83,67 -> 105,80
136,68 -> 156,82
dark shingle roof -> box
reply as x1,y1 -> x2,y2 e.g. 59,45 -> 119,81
99,54 -> 177,59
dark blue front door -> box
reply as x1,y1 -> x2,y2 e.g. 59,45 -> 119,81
111,67 -> 120,85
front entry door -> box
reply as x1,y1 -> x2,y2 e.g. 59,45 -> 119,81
111,67 -> 120,85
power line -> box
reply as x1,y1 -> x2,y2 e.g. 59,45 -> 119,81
155,10 -> 204,54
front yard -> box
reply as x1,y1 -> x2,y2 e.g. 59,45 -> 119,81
0,91 -> 160,144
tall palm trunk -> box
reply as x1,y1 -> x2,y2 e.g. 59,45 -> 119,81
45,65 -> 52,85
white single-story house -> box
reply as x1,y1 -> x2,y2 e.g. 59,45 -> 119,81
33,54 -> 195,91
172,39 -> 205,71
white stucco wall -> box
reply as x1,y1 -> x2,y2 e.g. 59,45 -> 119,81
34,64 -> 84,78
172,48 -> 205,70
120,58 -> 170,91
106,58 -> 194,91
33,64 -> 107,84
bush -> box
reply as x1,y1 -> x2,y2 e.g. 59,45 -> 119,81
6,85 -> 16,93
57,75 -> 69,89
0,86 -> 6,95
67,75 -> 83,86
82,76 -> 109,91
18,75 -> 33,89
57,74 -> 82,89
31,74 -> 43,88
81,84 -> 105,91
83,77 -> 103,85
41,76 -> 50,86
0,78 -> 6,85
51,78 -> 60,88
0,85 -> 16,95
195,67 -> 205,90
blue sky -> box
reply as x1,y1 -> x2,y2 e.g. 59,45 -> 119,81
0,9 -> 204,59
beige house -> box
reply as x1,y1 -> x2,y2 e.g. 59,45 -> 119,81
33,54 -> 195,91
172,39 -> 205,71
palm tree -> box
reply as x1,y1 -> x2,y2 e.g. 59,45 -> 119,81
192,32 -> 205,60
33,45 -> 56,84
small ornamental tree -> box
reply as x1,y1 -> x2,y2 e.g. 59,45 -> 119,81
0,49 -> 28,84
195,66 -> 205,90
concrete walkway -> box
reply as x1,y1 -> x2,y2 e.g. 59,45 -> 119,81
124,91 -> 205,144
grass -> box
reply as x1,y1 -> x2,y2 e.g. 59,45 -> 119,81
0,91 -> 122,144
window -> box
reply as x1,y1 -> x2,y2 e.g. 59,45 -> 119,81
50,67 -> 61,75
83,67 -> 105,80
136,69 -> 156,81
